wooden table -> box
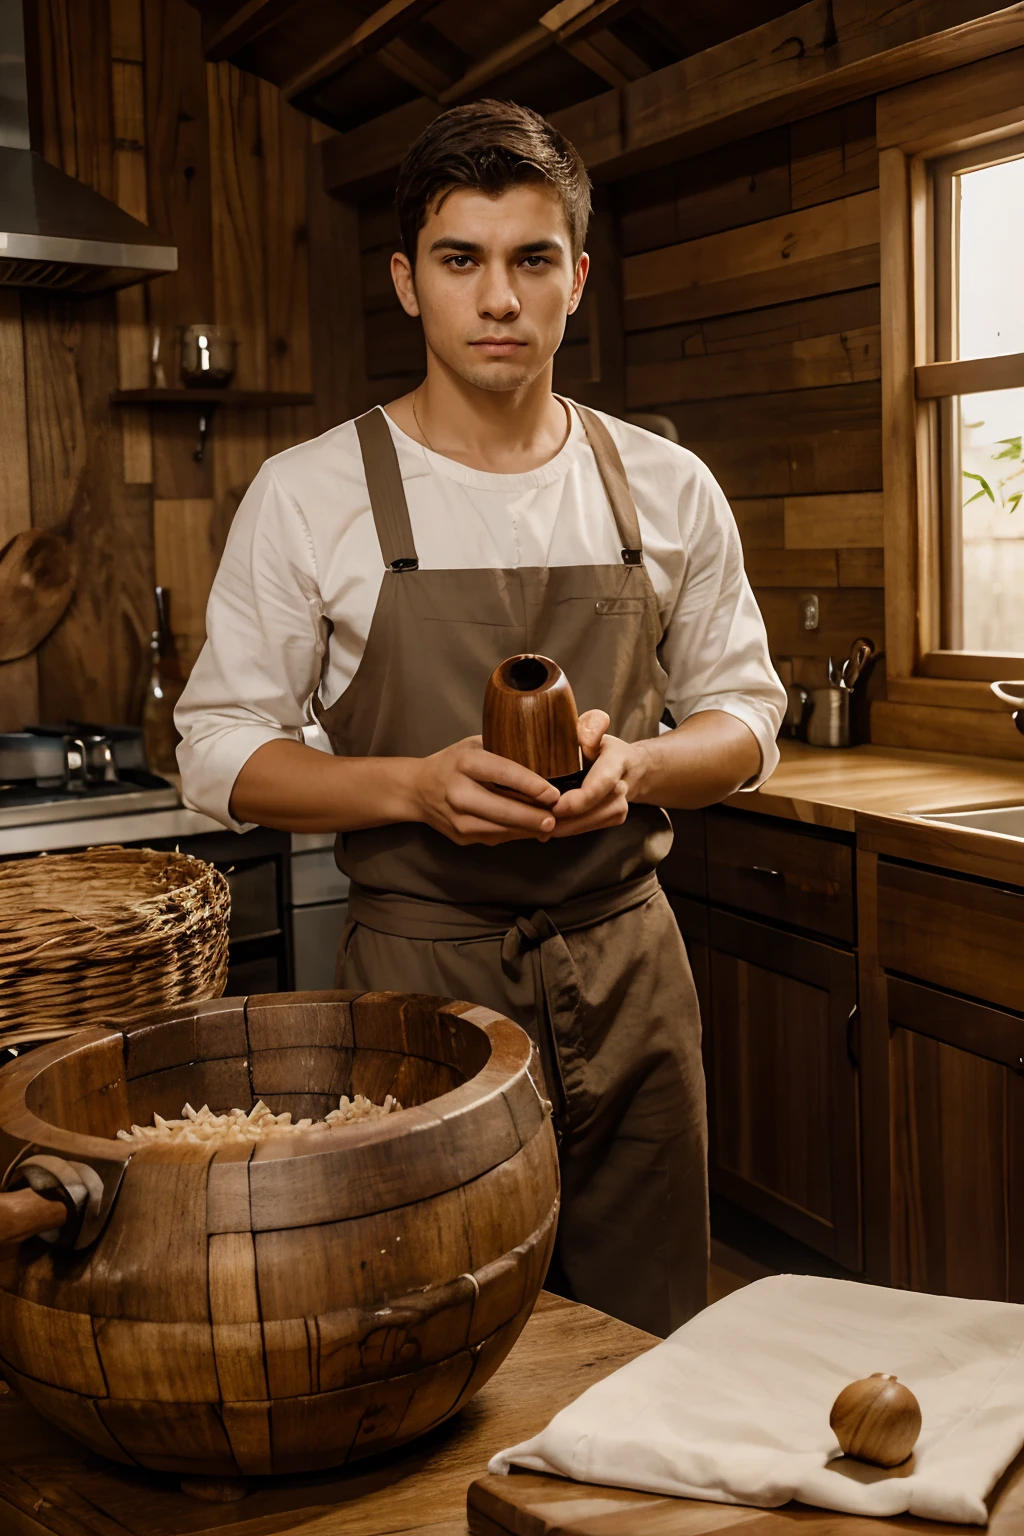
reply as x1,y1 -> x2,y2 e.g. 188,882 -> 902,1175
1,1292 -> 1022,1535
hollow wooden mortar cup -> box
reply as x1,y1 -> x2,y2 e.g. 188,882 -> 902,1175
0,991 -> 558,1478
483,654 -> 584,790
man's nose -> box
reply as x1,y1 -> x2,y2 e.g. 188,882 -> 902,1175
478,269 -> 519,321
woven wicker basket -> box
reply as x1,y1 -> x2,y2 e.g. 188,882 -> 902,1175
0,846 -> 230,1047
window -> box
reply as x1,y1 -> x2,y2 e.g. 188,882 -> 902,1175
932,140 -> 1024,657
878,53 -> 1024,711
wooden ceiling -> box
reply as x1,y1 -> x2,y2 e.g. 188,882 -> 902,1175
186,0 -> 798,137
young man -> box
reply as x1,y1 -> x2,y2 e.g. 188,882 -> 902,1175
177,100 -> 786,1338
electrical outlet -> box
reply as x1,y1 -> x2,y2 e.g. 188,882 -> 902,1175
799,593 -> 820,631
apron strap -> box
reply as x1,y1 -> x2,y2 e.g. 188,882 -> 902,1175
574,404 -> 645,567
354,408 -> 420,572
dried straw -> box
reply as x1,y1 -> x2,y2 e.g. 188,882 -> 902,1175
0,845 -> 230,1045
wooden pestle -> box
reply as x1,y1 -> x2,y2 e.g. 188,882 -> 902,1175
483,654 -> 584,790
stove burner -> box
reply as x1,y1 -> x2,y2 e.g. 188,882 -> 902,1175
0,723 -> 179,830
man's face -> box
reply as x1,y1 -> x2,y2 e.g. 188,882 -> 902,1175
391,182 -> 588,393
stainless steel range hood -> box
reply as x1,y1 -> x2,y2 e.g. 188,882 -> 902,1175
0,1 -> 176,293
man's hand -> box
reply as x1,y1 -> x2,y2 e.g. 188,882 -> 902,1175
547,711 -> 641,838
413,735 -> 560,846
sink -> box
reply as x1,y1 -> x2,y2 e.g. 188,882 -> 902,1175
917,805 -> 1024,839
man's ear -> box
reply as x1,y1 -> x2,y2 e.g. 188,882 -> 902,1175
567,251 -> 590,316
391,250 -> 421,318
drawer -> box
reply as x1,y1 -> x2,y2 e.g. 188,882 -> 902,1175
227,859 -> 281,942
705,813 -> 855,943
658,810 -> 706,899
291,847 -> 350,907
878,862 -> 1024,1014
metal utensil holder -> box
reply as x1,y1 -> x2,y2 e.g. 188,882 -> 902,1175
806,686 -> 850,748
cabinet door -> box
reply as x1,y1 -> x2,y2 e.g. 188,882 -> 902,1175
887,978 -> 1024,1301
708,910 -> 861,1270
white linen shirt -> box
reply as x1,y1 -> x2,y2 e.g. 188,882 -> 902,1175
176,402 -> 786,831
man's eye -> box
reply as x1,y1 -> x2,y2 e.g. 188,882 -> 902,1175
445,254 -> 474,269
521,255 -> 550,268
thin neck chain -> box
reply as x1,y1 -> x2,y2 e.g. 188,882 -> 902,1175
411,388 -> 436,453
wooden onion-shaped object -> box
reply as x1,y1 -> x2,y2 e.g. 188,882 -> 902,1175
0,992 -> 558,1477
483,654 -> 581,785
830,1373 -> 922,1467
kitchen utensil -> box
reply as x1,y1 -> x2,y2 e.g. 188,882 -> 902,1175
0,991 -> 557,1476
992,679 -> 1024,736
841,636 -> 875,691
483,653 -> 584,789
0,530 -> 77,661
805,687 -> 850,748
828,657 -> 844,689
830,1373 -> 922,1467
782,683 -> 809,738
180,323 -> 236,387
0,725 -> 147,785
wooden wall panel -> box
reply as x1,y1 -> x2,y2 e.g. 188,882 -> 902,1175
0,291 -> 38,729
616,104 -> 888,696
0,0 -> 341,728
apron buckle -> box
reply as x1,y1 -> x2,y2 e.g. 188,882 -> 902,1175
620,548 -> 643,566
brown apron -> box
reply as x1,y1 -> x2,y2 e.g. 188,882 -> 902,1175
314,404 -> 708,1336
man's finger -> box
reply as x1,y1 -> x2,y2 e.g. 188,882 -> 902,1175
577,709 -> 610,761
553,757 -> 624,817
547,798 -> 628,838
465,748 -> 560,806
455,779 -> 557,833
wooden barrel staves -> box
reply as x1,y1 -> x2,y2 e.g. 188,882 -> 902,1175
0,991 -> 558,1477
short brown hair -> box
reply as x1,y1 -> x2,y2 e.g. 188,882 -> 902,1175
395,100 -> 591,266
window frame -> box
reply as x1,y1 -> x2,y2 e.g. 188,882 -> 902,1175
878,54 -> 1024,706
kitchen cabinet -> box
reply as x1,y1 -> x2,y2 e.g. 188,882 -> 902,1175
661,809 -> 862,1270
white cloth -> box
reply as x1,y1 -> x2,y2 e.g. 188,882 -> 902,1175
175,401 -> 786,831
490,1275 -> 1024,1525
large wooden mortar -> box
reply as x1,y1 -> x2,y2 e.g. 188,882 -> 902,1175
0,991 -> 558,1477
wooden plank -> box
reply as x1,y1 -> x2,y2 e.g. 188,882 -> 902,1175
784,492 -> 885,549
259,79 -> 314,458
0,290 -> 38,730
207,61 -> 266,391
23,293 -> 154,723
870,699 -> 1024,760
111,36 -> 152,488
916,351 -> 1024,398
625,245 -> 880,332
667,382 -> 882,500
756,588 -> 885,662
879,145 -> 918,681
627,289 -> 881,364
838,547 -> 885,586
152,498 -> 217,674
309,184 -> 368,434
209,1231 -> 268,1401
730,497 -> 784,550
744,550 -> 838,588
284,0 -> 445,100
110,0 -> 144,60
623,192 -> 879,304
877,41 -> 1024,150
790,98 -> 879,210
144,0 -> 215,501
204,0 -> 297,61
626,326 -> 880,407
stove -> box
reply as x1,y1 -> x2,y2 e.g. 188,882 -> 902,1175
0,724 -> 180,830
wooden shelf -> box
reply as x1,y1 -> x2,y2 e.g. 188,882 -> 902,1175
110,388 -> 314,405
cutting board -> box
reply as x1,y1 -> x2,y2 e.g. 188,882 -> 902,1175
467,1463 -> 1024,1534
0,530 -> 77,661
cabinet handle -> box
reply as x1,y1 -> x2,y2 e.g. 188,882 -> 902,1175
847,1004 -> 860,1069
745,865 -> 784,880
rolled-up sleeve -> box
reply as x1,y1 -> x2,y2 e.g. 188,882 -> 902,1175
175,463 -> 325,830
661,465 -> 786,789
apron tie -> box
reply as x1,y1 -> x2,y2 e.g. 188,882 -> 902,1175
501,912 -> 546,962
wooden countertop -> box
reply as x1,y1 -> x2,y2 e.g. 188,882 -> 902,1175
724,740 -> 1024,832
3,1291 -> 1023,1536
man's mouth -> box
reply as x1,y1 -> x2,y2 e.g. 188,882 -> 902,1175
470,339 -> 528,356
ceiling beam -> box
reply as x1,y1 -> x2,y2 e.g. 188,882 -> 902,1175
435,0 -> 637,106
204,0 -> 297,61
284,0 -> 444,101
322,0 -> 1024,193
378,37 -> 453,98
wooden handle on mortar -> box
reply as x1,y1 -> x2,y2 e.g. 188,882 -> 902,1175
483,654 -> 581,782
0,1186 -> 67,1246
